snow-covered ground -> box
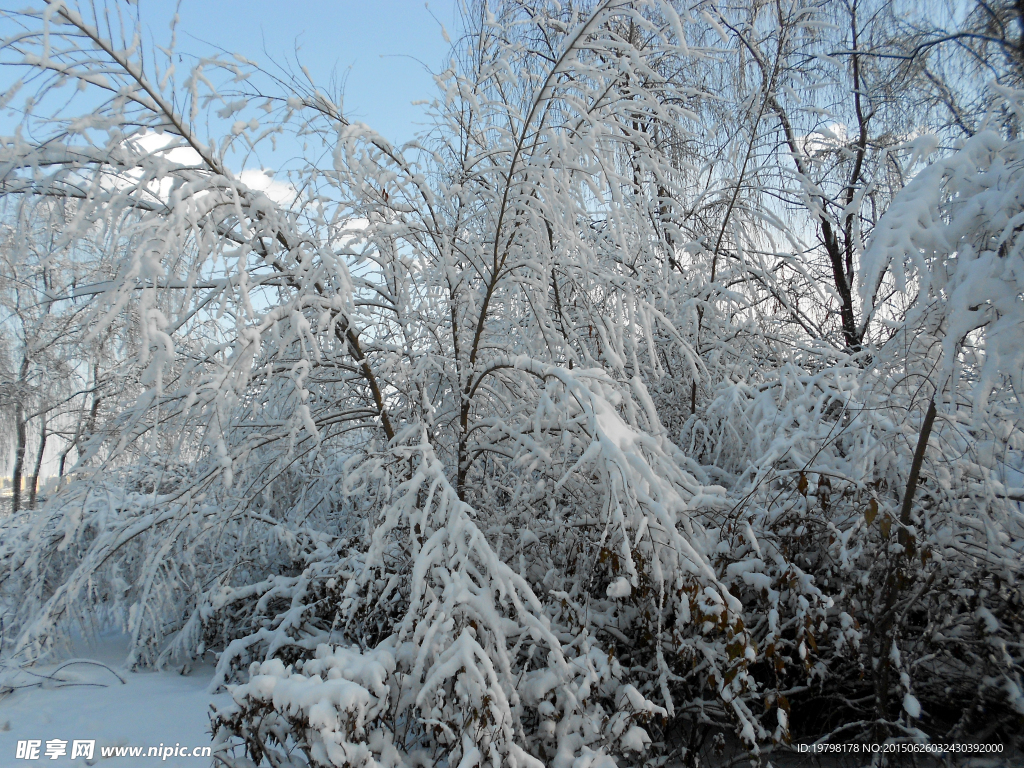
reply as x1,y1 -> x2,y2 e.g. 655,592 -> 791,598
0,633 -> 227,766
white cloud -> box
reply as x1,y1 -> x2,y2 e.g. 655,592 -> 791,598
238,169 -> 297,207
132,131 -> 204,167
111,133 -> 297,210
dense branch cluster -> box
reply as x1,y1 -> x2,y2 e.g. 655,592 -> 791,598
0,0 -> 1022,765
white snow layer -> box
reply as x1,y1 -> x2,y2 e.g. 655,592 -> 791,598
0,633 -> 227,766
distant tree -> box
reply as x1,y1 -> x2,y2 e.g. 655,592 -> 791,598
0,199 -> 105,511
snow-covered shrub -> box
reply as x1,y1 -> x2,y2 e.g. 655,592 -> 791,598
212,638 -> 673,768
850,102 -> 1024,735
201,369 -> 822,765
680,352 -> 1024,740
212,645 -> 398,768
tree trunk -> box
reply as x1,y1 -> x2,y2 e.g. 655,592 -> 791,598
875,396 -> 938,737
11,403 -> 26,514
898,397 -> 937,556
76,362 -> 102,463
11,356 -> 29,514
29,415 -> 47,508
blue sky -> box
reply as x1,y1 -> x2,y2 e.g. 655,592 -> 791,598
153,0 -> 459,144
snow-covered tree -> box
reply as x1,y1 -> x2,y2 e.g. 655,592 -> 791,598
0,0 -> 1022,764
